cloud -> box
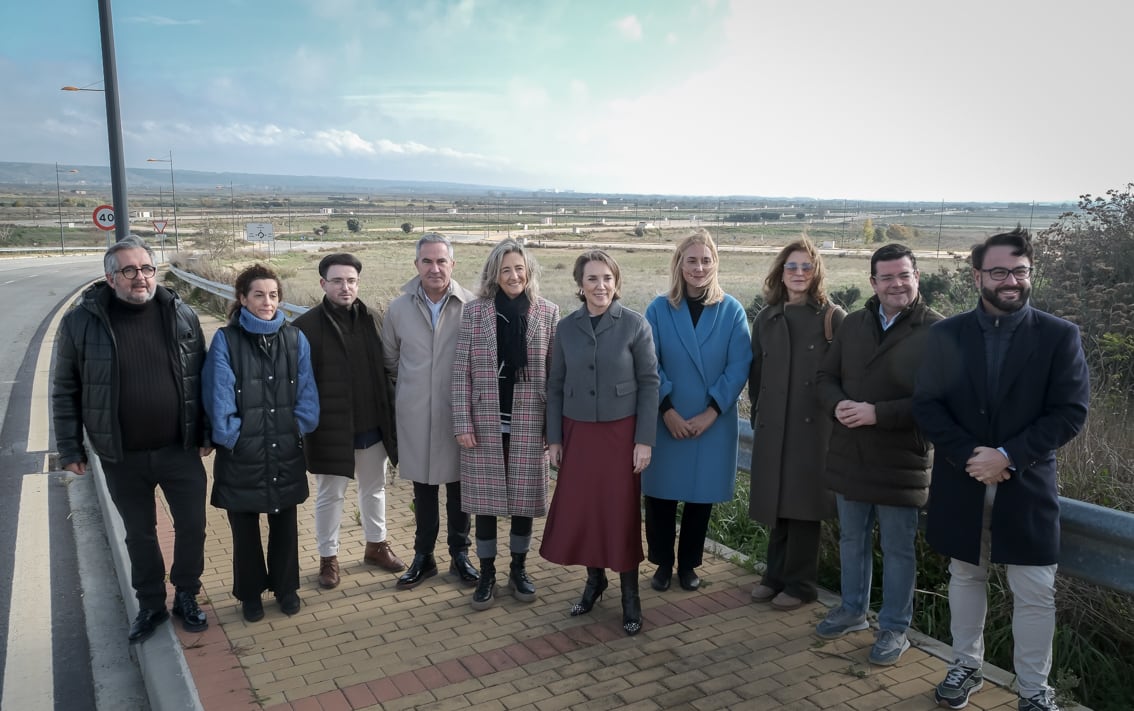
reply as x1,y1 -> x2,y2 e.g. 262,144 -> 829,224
613,15 -> 643,41
123,16 -> 202,26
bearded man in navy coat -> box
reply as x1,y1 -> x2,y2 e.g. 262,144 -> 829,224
913,226 -> 1089,711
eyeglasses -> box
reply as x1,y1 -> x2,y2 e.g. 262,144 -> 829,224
784,262 -> 814,273
116,265 -> 156,279
981,266 -> 1032,282
326,277 -> 359,287
872,271 -> 917,284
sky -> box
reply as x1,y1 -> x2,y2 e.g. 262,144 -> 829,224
3,0 -> 1132,202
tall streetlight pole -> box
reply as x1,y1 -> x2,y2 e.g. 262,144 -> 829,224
146,151 -> 178,251
218,183 -> 236,251
55,164 -> 79,256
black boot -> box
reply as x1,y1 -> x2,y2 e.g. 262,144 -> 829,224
507,552 -> 536,602
570,567 -> 608,617
620,570 -> 642,636
471,558 -> 496,610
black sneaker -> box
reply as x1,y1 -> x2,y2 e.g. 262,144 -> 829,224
935,662 -> 984,709
1018,690 -> 1060,711
171,591 -> 208,632
242,599 -> 265,622
277,592 -> 301,616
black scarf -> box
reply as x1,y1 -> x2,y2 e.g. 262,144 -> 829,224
495,289 -> 529,379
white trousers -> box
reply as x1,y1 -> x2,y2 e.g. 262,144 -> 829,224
314,441 -> 388,557
949,484 -> 1057,698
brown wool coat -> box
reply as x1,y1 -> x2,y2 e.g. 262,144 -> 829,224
748,300 -> 845,524
452,296 -> 559,518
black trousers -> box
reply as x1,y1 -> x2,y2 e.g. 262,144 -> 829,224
412,481 -> 471,557
762,518 -> 822,602
226,506 -> 299,602
643,495 -> 713,572
101,445 -> 207,610
475,515 -> 533,556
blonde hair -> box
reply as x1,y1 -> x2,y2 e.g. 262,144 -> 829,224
667,228 -> 724,308
763,237 -> 829,306
477,238 -> 541,299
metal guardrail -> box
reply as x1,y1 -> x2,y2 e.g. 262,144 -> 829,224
168,265 -> 309,321
736,419 -> 1134,595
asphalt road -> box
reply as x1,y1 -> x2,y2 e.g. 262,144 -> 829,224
0,254 -> 148,710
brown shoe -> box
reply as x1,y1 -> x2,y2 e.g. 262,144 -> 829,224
318,556 -> 340,589
771,592 -> 805,611
364,541 -> 406,573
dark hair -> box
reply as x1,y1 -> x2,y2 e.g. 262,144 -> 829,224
971,225 -> 1034,269
318,253 -> 362,278
763,237 -> 829,306
228,263 -> 282,320
572,250 -> 622,302
870,243 -> 917,276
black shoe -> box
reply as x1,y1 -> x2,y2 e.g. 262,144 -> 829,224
471,559 -> 496,611
449,552 -> 480,587
171,590 -> 208,632
620,570 -> 642,636
507,552 -> 537,602
128,607 -> 169,644
570,567 -> 608,616
677,569 -> 701,591
242,599 -> 265,622
396,553 -> 439,590
650,566 -> 672,592
277,592 -> 301,615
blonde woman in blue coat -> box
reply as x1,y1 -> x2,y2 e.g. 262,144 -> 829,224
642,229 -> 752,592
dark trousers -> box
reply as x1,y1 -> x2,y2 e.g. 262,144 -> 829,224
226,506 -> 299,602
412,481 -> 471,557
762,518 -> 822,602
643,495 -> 713,572
101,445 -> 207,610
475,515 -> 533,557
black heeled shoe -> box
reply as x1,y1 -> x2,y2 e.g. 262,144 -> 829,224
570,567 -> 608,616
620,570 -> 642,636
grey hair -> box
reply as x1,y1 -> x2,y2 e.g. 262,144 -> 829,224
477,238 -> 541,300
415,232 -> 454,260
104,235 -> 155,275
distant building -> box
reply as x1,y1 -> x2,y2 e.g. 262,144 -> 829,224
319,208 -> 334,215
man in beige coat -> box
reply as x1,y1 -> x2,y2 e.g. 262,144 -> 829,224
380,233 -> 480,589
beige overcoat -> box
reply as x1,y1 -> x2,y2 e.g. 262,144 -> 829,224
380,277 -> 475,485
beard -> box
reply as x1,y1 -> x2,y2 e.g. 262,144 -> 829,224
981,282 -> 1030,313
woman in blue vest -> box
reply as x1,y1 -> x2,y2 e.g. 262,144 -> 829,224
642,229 -> 752,592
203,264 -> 319,622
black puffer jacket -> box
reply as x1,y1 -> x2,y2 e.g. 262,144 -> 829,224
52,282 -> 207,466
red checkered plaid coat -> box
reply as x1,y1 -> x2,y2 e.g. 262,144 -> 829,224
453,296 -> 559,517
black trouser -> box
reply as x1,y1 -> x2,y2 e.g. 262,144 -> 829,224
643,495 -> 713,572
474,515 -> 533,559
226,506 -> 299,602
761,518 -> 822,602
101,445 -> 207,610
412,481 -> 471,557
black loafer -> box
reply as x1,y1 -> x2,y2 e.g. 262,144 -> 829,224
171,590 -> 208,632
677,569 -> 701,591
449,553 -> 480,586
128,607 -> 170,644
650,566 -> 672,592
396,554 -> 438,590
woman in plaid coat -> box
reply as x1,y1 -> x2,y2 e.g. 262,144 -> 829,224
453,239 -> 559,611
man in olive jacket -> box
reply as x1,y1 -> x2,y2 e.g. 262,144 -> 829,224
814,243 -> 943,667
294,253 -> 403,589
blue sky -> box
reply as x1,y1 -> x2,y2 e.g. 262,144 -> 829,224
4,0 -> 1132,201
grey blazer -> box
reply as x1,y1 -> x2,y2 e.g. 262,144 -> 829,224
547,300 -> 660,446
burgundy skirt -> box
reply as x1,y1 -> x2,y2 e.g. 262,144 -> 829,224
540,415 -> 643,573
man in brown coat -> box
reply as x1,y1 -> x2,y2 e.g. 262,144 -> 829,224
814,243 -> 943,667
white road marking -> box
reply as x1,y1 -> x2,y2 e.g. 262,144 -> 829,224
2,474 -> 54,711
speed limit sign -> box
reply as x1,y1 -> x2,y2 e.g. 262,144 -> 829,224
92,204 -> 116,231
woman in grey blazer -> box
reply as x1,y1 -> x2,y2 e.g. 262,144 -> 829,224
541,250 -> 659,636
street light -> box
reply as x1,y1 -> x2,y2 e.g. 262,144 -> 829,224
147,151 -> 179,251
55,164 -> 79,255
216,183 -> 236,251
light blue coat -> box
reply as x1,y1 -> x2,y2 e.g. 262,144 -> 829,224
642,294 -> 752,503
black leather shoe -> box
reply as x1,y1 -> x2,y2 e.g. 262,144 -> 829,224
242,599 -> 265,622
650,566 -> 672,592
128,607 -> 169,644
277,592 -> 301,615
449,553 -> 480,586
396,554 -> 439,590
171,590 -> 208,632
677,569 -> 701,591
